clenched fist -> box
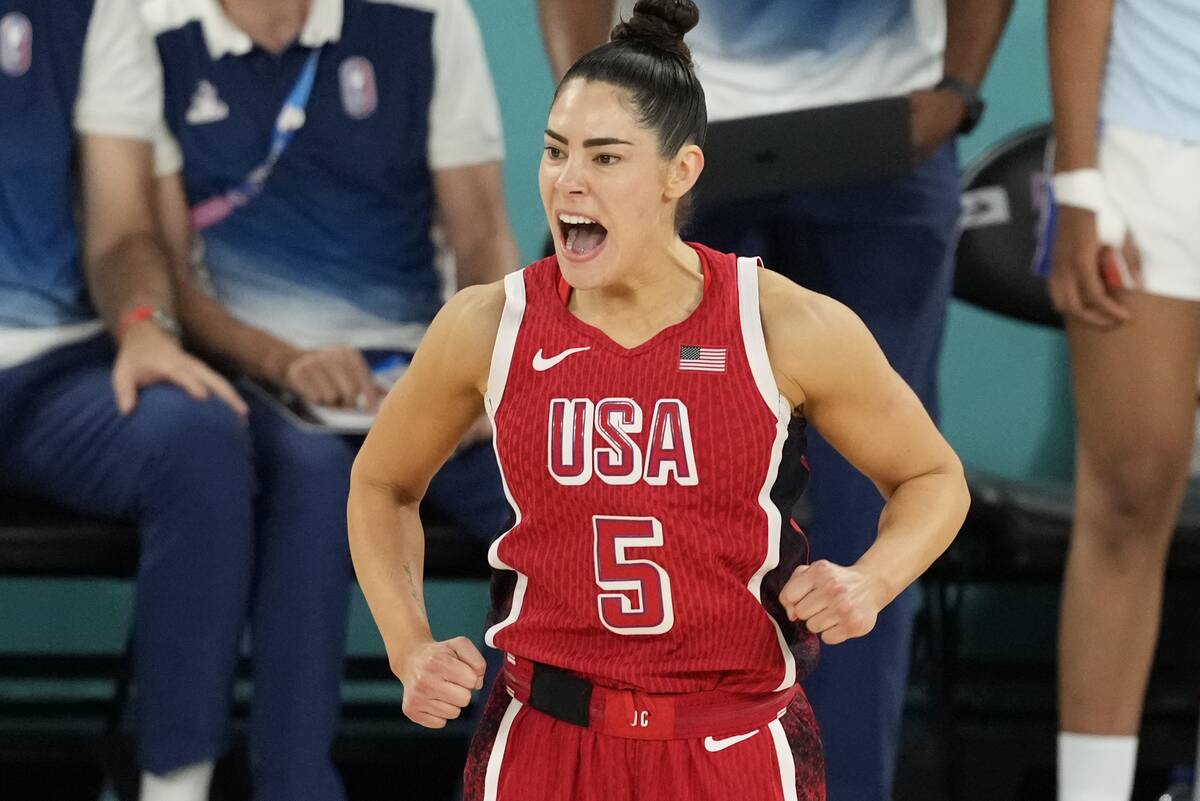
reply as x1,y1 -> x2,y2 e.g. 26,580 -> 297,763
394,636 -> 487,729
778,560 -> 888,646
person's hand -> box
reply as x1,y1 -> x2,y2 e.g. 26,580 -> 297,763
1048,204 -> 1142,329
112,322 -> 248,417
394,636 -> 487,729
909,88 -> 966,165
778,560 -> 888,646
282,346 -> 386,410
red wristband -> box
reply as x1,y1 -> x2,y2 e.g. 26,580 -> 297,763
116,305 -> 155,340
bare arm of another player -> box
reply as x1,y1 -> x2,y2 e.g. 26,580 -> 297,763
1048,0 -> 1112,174
1046,0 -> 1139,327
761,270 -> 970,646
536,0 -> 617,81
347,282 -> 504,728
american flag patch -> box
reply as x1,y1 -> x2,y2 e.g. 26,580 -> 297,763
679,346 -> 726,372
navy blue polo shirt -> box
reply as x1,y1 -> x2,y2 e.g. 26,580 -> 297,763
138,0 -> 503,351
0,0 -> 92,332
0,0 -> 163,366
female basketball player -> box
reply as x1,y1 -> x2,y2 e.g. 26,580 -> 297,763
348,2 -> 969,798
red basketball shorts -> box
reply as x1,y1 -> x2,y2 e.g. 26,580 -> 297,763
462,659 -> 825,801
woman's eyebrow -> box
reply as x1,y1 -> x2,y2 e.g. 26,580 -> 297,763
545,128 -> 633,148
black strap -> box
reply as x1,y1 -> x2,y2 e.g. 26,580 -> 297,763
528,662 -> 593,728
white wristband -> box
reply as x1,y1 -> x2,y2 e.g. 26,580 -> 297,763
1052,168 -> 1128,246
1052,169 -> 1107,213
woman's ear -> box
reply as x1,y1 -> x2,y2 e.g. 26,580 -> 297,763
664,144 -> 704,201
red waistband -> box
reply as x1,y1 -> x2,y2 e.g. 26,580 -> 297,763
502,654 -> 797,741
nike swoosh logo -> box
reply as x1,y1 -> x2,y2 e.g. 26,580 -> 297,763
532,346 -> 590,371
703,729 -> 760,753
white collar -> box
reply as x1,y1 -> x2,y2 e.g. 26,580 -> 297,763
199,0 -> 343,59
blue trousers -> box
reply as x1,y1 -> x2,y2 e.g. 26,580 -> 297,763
0,336 -> 508,801
691,142 -> 961,801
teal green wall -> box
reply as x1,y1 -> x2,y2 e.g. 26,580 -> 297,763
469,1 -> 556,265
0,0 -> 1073,676
943,0 -> 1075,482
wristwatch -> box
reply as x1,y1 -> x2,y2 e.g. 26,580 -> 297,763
935,75 -> 985,135
149,308 -> 183,340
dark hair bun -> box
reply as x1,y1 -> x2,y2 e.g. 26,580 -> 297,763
611,0 -> 699,65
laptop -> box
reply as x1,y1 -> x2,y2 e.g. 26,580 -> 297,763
694,96 -> 914,203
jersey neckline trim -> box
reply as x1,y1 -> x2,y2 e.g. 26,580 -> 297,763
548,242 -> 716,358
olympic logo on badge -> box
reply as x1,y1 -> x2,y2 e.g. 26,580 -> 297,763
338,56 -> 378,120
0,12 -> 32,78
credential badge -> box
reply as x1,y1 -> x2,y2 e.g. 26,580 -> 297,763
0,13 -> 33,78
339,56 -> 377,120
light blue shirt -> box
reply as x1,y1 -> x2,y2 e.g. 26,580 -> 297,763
1103,0 -> 1200,142
684,0 -> 945,120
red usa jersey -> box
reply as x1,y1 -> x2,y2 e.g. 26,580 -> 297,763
483,243 -> 815,695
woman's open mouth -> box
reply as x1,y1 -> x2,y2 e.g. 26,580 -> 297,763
558,213 -> 608,259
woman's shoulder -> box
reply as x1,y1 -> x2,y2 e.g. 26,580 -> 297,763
439,278 -> 509,341
441,257 -> 558,336
418,278 -> 511,394
697,245 -> 837,329
754,265 -> 879,406
756,265 -> 855,335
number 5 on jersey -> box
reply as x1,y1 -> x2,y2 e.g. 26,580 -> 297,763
593,516 -> 675,635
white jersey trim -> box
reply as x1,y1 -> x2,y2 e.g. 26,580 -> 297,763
738,256 -> 797,692
486,269 -> 526,412
769,718 -> 800,801
483,269 -> 528,649
482,697 -> 522,801
737,257 -> 780,415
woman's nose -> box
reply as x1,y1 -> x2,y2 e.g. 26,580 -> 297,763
556,156 -> 587,194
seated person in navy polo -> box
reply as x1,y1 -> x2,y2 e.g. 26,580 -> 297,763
0,2 -> 263,801
99,0 -> 519,799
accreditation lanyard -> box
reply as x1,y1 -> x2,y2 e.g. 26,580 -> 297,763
189,48 -> 321,232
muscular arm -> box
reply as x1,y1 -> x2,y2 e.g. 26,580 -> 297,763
348,282 -> 503,721
762,270 -> 968,636
154,172 -> 300,382
1048,0 -> 1113,170
536,0 -> 616,81
433,161 -> 521,289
